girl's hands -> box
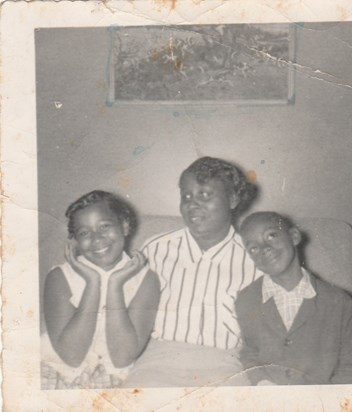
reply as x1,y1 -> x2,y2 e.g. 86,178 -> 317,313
65,240 -> 100,283
109,250 -> 146,285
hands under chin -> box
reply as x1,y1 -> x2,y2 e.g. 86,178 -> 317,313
65,240 -> 100,283
109,250 -> 146,285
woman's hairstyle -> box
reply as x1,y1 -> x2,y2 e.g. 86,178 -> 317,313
65,190 -> 137,239
179,156 -> 258,224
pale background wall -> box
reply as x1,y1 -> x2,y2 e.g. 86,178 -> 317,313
36,22 -> 352,281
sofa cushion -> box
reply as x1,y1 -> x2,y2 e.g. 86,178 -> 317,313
297,218 -> 352,294
40,214 -> 352,334
130,216 -> 352,295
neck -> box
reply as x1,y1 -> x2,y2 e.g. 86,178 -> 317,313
270,258 -> 303,291
192,225 -> 231,251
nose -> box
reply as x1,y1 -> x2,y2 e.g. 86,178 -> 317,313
91,230 -> 104,244
186,195 -> 201,209
262,245 -> 272,256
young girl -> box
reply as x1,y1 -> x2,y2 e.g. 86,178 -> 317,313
41,190 -> 160,389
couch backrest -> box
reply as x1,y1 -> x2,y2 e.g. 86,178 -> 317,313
130,216 -> 352,295
39,215 -> 352,333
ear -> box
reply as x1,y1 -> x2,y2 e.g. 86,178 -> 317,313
122,220 -> 130,237
229,193 -> 240,210
289,227 -> 301,246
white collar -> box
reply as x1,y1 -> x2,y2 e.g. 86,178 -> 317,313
77,251 -> 130,275
185,226 -> 235,261
262,267 -> 316,303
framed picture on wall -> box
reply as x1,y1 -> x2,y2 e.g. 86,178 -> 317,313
107,23 -> 296,105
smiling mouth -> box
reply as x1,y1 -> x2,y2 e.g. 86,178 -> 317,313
188,214 -> 204,222
263,255 -> 278,265
92,246 -> 110,255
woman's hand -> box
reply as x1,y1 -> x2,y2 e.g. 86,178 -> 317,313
109,250 -> 146,285
65,240 -> 100,284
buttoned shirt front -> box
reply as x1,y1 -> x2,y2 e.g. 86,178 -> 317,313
262,268 -> 316,330
143,226 -> 259,350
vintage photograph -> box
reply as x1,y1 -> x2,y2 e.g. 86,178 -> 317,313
36,22 -> 352,391
2,2 -> 352,410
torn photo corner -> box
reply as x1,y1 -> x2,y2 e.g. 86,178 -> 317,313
2,1 -> 352,411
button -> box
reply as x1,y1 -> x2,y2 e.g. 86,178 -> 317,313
284,338 -> 292,346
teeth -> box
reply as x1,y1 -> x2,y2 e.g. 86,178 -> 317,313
93,247 -> 109,254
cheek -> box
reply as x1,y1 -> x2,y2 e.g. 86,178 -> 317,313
76,238 -> 89,251
109,230 -> 125,245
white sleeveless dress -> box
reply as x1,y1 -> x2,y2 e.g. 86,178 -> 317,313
41,252 -> 147,389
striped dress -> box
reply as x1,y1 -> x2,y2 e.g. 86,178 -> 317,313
143,226 -> 259,350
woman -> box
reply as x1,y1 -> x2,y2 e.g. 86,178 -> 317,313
123,156 -> 259,387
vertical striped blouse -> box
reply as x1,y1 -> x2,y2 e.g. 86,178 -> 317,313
142,226 -> 259,350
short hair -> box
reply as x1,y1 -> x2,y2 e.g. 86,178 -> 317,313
240,211 -> 295,235
65,190 -> 137,239
179,156 -> 257,222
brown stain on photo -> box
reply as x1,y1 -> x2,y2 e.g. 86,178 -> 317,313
341,398 -> 352,412
3,234 -> 16,258
246,169 -> 257,183
154,0 -> 177,10
337,5 -> 349,21
92,390 -> 116,411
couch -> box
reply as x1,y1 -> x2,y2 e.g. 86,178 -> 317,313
39,215 -> 352,335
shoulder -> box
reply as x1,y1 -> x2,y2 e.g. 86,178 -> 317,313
236,277 -> 263,306
142,228 -> 186,250
45,266 -> 69,289
44,266 -> 72,303
232,230 -> 246,249
310,273 -> 352,306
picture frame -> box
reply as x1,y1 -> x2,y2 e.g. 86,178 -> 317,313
107,23 -> 296,105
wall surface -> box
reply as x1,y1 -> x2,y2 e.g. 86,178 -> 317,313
36,22 -> 352,277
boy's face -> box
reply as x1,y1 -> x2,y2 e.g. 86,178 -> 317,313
241,217 -> 301,277
73,201 -> 129,270
179,172 -> 239,246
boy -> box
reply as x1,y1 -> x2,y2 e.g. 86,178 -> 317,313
236,211 -> 352,385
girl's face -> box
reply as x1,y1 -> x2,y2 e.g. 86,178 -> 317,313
179,172 -> 239,249
72,201 -> 128,270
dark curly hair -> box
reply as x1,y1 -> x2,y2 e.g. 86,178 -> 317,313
179,156 -> 258,225
240,211 -> 295,235
65,190 -> 137,240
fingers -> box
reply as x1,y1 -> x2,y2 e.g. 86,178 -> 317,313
65,239 -> 80,266
130,250 -> 147,269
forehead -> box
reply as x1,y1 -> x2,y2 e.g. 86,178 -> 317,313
242,217 -> 285,238
180,172 -> 227,191
73,201 -> 118,222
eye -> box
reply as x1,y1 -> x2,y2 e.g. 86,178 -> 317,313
267,231 -> 278,241
248,246 -> 259,255
199,191 -> 210,199
181,193 -> 191,202
76,229 -> 90,239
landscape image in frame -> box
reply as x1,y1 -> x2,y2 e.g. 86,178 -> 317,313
108,24 -> 295,104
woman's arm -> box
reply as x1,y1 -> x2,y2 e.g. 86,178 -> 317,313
44,246 -> 101,367
105,255 -> 160,368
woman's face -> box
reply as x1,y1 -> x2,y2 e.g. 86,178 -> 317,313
179,172 -> 239,249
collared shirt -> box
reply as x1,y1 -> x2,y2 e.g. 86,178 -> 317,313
262,268 -> 316,330
143,226 -> 259,350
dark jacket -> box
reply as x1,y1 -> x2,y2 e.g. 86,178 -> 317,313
236,273 -> 352,385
